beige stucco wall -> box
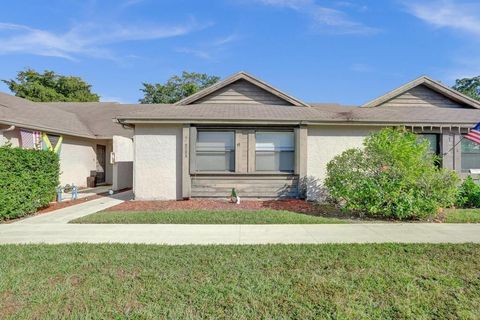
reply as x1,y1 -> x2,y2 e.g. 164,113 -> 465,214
59,136 -> 98,187
306,125 -> 378,200
134,124 -> 182,200
113,162 -> 133,190
59,137 -> 113,187
112,135 -> 134,190
113,135 -> 133,161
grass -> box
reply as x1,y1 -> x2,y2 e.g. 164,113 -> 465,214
70,209 -> 348,224
444,208 -> 480,223
0,244 -> 479,319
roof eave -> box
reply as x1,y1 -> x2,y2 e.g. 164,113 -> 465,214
0,119 -> 97,139
115,117 -> 479,127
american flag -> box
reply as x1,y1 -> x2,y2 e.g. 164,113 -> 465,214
20,129 -> 42,149
465,123 -> 480,144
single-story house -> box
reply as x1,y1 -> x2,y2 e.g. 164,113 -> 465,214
2,71 -> 480,200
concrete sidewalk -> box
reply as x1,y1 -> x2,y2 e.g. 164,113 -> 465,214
3,192 -> 479,245
0,223 -> 479,245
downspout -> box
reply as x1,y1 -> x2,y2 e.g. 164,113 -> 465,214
0,125 -> 15,132
116,119 -> 134,130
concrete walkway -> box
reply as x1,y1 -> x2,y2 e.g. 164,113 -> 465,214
14,190 -> 133,224
1,222 -> 479,245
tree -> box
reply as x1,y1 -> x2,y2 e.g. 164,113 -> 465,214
325,128 -> 459,220
139,71 -> 220,104
2,69 -> 100,102
452,76 -> 480,101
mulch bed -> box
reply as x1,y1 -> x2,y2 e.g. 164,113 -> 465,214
104,199 -> 319,214
36,195 -> 104,214
36,188 -> 131,215
2,189 -> 132,224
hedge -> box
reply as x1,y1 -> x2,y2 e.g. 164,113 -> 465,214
0,145 -> 59,220
325,128 -> 459,220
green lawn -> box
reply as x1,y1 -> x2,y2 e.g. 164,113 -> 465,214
71,209 -> 348,224
1,244 -> 479,319
444,208 -> 480,223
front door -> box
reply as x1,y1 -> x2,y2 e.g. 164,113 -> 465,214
96,145 -> 106,184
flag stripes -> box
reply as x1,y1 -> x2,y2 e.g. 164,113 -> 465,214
465,123 -> 480,145
20,129 -> 42,149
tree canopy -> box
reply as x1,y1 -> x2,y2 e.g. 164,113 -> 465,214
452,76 -> 480,101
2,69 -> 100,102
139,71 -> 220,104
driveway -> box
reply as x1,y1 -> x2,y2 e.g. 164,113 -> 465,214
1,192 -> 479,245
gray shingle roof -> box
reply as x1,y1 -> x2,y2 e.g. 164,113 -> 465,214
116,103 -> 480,125
0,92 -> 141,138
2,71 -> 480,139
0,92 -> 95,138
42,102 -> 139,138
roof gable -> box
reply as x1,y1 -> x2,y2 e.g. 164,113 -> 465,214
362,76 -> 480,109
175,71 -> 310,107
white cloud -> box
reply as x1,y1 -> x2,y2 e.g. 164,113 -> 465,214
403,0 -> 480,36
175,33 -> 241,60
259,0 -> 311,10
120,0 -> 146,8
403,1 -> 480,82
175,47 -> 213,60
0,19 -> 204,61
100,95 -> 129,103
255,0 -> 378,35
351,63 -> 372,73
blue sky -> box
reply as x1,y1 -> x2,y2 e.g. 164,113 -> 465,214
0,0 -> 478,105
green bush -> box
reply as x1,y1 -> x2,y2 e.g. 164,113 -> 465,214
0,145 -> 59,220
325,128 -> 459,220
456,176 -> 480,208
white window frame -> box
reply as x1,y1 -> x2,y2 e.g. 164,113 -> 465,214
255,131 -> 295,173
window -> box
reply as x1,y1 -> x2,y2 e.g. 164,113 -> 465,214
417,134 -> 439,155
196,131 -> 235,172
255,131 -> 294,172
461,138 -> 480,171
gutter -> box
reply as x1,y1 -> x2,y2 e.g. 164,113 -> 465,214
115,117 -> 478,128
0,119 -> 96,139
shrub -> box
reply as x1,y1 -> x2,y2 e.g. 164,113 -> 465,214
0,145 -> 59,220
456,176 -> 480,208
325,128 -> 459,220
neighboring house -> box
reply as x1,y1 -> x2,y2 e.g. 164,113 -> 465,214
115,72 -> 480,200
0,93 -> 137,190
2,71 -> 480,199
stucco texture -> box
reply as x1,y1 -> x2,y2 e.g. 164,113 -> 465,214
112,135 -> 134,190
59,137 -> 114,187
133,124 -> 182,200
306,125 -> 378,200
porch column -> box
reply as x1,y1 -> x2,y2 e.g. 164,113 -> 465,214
295,125 -> 308,178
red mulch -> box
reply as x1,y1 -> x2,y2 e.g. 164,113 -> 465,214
36,195 -> 103,214
35,188 -> 131,215
105,199 -> 318,214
